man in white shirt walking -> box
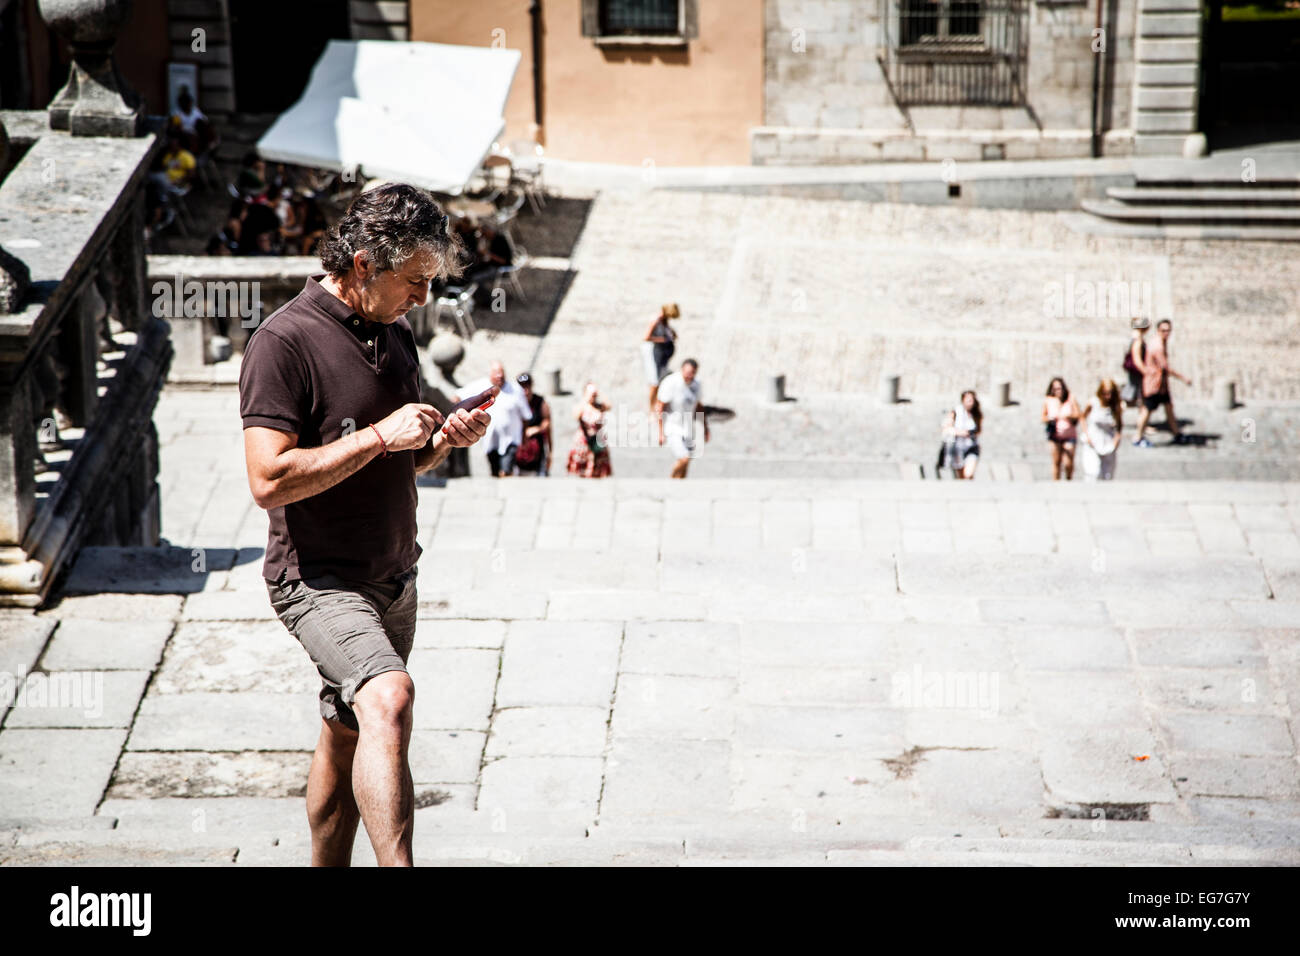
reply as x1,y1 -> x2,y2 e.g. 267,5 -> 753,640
456,360 -> 530,475
655,358 -> 709,479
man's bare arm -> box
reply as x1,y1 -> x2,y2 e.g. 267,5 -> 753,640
244,426 -> 385,510
415,432 -> 453,474
244,402 -> 441,509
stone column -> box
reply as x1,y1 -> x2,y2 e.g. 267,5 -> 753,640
38,0 -> 143,137
1132,0 -> 1205,156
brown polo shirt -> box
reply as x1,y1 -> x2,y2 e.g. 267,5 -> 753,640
239,275 -> 422,583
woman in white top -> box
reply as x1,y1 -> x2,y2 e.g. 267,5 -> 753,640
641,303 -> 679,410
948,390 -> 982,480
1079,378 -> 1123,481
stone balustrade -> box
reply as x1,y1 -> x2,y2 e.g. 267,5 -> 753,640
0,109 -> 170,605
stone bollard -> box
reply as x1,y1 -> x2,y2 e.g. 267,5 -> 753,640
878,374 -> 900,405
549,368 -> 563,396
1214,379 -> 1236,411
768,374 -> 786,403
998,381 -> 1013,407
207,335 -> 232,364
1183,133 -> 1209,160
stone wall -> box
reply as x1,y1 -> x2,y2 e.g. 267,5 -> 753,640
758,0 -> 1144,163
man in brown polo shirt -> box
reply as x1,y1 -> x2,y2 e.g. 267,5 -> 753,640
239,183 -> 492,866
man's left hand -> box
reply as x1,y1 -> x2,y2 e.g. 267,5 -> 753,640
442,407 -> 491,448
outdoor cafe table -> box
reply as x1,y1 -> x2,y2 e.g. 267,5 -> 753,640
445,197 -> 497,222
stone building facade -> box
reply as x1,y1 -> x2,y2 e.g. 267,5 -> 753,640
754,0 -> 1209,164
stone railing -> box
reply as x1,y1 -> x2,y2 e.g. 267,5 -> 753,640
0,2 -> 169,606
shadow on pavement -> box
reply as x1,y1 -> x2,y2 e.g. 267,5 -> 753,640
46,545 -> 258,599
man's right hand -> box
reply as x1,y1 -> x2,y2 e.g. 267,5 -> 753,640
374,403 -> 443,452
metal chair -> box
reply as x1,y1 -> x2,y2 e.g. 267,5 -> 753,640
505,139 -> 546,213
434,282 -> 478,339
491,188 -> 527,229
492,235 -> 529,303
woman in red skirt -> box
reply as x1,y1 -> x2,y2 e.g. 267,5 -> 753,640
566,382 -> 612,478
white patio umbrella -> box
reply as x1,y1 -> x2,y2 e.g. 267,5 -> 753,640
256,40 -> 521,195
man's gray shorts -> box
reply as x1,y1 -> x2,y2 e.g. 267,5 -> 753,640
266,565 -> 418,732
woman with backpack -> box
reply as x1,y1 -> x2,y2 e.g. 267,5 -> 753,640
1122,317 -> 1149,414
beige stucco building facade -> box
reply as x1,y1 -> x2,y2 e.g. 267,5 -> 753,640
411,0 -> 765,166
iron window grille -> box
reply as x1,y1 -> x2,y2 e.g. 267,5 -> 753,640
879,0 -> 1029,106
600,0 -> 682,35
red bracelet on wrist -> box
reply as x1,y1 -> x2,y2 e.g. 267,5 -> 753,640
370,423 -> 389,457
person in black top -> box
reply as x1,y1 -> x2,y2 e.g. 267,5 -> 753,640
514,372 -> 551,476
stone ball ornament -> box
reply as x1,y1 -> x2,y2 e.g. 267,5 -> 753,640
37,0 -> 133,43
0,118 -> 32,315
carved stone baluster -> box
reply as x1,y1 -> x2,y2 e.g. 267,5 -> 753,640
0,379 -> 37,544
107,195 -> 147,332
58,277 -> 105,428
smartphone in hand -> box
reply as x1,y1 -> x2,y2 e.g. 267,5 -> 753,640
442,387 -> 496,431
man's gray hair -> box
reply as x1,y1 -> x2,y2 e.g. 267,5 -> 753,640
319,183 -> 465,281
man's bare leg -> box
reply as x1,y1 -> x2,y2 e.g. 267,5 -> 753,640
671,457 -> 690,479
350,671 -> 416,867
306,717 -> 361,866
1163,400 -> 1181,437
1135,405 -> 1152,442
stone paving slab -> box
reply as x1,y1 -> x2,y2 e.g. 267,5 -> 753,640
99,796 -> 306,832
1040,730 -> 1180,806
39,618 -> 173,672
0,729 -> 128,817
0,617 -> 54,686
413,619 -> 507,650
405,649 -> 500,731
1157,713 -> 1296,756
2,670 -> 149,729
599,739 -> 733,815
496,621 -> 621,709
106,752 -> 311,800
410,730 -> 485,785
478,756 -> 606,814
127,693 -> 319,752
151,620 -> 314,695
486,706 -> 609,758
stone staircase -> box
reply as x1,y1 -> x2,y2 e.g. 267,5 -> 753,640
1078,179 -> 1300,241
4,477 -> 1298,866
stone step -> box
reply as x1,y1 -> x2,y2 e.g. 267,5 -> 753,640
7,820 -> 1294,866
1080,197 -> 1300,223
1108,185 -> 1300,205
1065,211 -> 1300,242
